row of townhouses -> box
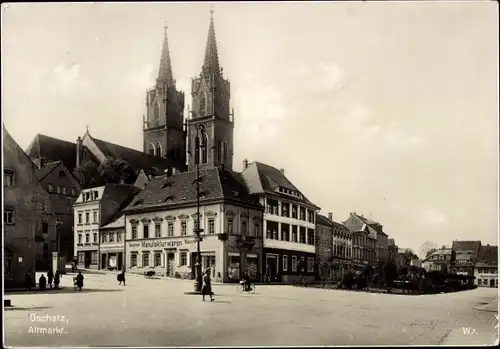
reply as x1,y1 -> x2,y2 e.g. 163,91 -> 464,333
422,241 -> 498,288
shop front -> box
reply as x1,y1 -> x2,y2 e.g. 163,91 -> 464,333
126,236 -> 232,282
77,248 -> 98,269
101,250 -> 124,271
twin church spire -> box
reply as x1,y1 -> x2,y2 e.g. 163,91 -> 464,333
144,9 -> 233,172
155,9 -> 223,88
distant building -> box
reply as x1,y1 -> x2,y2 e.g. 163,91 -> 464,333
35,160 -> 82,264
73,184 -> 141,269
123,167 -> 264,283
240,161 -> 320,283
410,259 -> 422,268
351,230 -> 377,273
343,212 -> 388,264
422,248 -> 455,273
475,245 -> 498,288
316,213 -> 352,280
3,125 -> 48,288
452,240 -> 481,281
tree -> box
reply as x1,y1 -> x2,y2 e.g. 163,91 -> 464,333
74,160 -> 104,189
74,158 -> 137,188
99,158 -> 136,184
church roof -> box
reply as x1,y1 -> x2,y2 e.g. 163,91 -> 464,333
240,161 -> 319,209
90,136 -> 179,173
124,167 -> 262,213
26,134 -> 77,171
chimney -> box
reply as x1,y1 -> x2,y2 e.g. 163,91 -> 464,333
242,159 -> 248,170
76,136 -> 83,167
280,168 -> 285,174
328,213 -> 333,221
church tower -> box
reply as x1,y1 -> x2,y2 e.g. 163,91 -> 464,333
143,23 -> 186,169
187,10 -> 234,171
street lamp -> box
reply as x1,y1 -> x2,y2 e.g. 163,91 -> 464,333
192,124 -> 206,292
54,217 -> 63,273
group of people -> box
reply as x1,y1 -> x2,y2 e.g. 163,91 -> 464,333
25,268 -> 62,291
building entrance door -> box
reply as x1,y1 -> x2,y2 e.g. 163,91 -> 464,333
490,279 -> 495,287
84,251 -> 91,268
166,253 -> 175,277
266,255 -> 278,280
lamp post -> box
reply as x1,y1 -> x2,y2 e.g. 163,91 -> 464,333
54,217 -> 63,273
193,124 -> 206,292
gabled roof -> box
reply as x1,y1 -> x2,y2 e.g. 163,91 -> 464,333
124,167 -> 262,213
100,214 -> 125,230
452,240 -> 481,253
240,161 -> 319,209
477,245 -> 498,265
100,183 -> 142,226
317,214 -> 334,227
26,134 -> 77,170
35,161 -> 61,181
343,212 -> 388,236
91,136 -> 178,173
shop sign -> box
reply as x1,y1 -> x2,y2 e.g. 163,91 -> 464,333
128,239 -> 197,249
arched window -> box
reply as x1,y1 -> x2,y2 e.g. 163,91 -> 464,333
149,144 -> 155,156
199,92 -> 206,117
200,134 -> 208,163
155,143 -> 162,157
153,103 -> 160,126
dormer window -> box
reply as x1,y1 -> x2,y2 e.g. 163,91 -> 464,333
161,182 -> 172,189
162,195 -> 174,203
134,199 -> 144,206
94,191 -> 99,199
58,170 -> 65,177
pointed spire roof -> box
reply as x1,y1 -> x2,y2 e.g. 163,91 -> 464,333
201,8 -> 221,79
157,22 -> 174,86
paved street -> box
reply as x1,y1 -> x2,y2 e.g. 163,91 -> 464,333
4,272 -> 499,346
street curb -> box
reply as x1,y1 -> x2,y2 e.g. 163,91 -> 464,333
473,301 -> 499,313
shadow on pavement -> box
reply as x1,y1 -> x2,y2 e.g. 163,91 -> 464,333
210,300 -> 232,304
5,306 -> 53,311
5,288 -> 124,295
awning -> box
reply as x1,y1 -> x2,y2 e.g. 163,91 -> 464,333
201,251 -> 216,256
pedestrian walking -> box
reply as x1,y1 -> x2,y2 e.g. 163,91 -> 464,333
39,274 -> 47,290
54,270 -> 61,289
117,271 -> 126,286
202,269 -> 214,302
25,271 -> 32,291
47,268 -> 54,289
76,271 -> 84,291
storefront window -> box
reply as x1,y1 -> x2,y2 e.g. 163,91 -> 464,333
143,252 -> 150,267
180,252 -> 187,266
282,255 -> 288,272
155,252 -> 161,267
91,251 -> 98,264
307,257 -> 314,272
131,254 -> 137,267
78,252 -> 85,264
292,256 -> 297,271
228,255 -> 240,280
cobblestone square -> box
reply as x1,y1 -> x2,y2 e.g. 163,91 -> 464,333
4,272 -> 499,346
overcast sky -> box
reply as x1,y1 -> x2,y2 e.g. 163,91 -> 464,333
2,2 -> 498,254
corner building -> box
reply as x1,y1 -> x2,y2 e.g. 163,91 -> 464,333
240,161 -> 320,283
123,167 -> 264,283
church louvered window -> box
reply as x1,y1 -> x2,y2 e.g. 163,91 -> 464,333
199,92 -> 206,117
153,103 -> 160,126
149,144 -> 155,156
155,142 -> 162,157
201,135 -> 208,164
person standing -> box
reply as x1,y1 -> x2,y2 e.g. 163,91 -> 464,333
47,268 -> 54,289
76,271 -> 84,291
54,270 -> 61,289
201,269 -> 214,302
24,271 -> 32,291
39,274 -> 47,290
117,271 -> 126,286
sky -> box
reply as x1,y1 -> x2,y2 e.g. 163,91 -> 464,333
2,1 -> 498,255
